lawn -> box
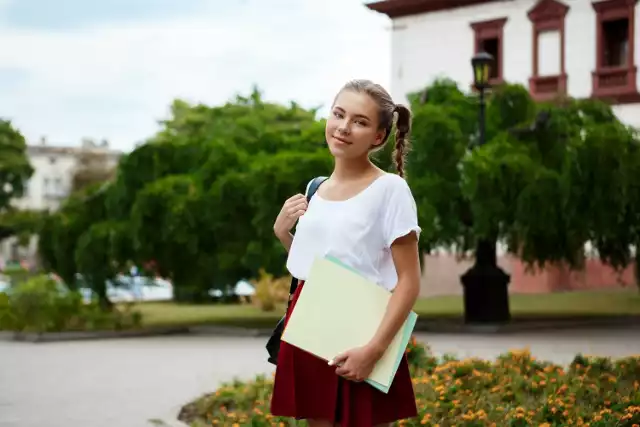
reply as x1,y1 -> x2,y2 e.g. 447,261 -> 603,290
137,288 -> 640,329
413,288 -> 640,317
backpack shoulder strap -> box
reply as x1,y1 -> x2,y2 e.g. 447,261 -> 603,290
287,176 -> 327,298
305,176 -> 328,201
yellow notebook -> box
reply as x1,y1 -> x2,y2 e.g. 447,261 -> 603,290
281,256 -> 417,393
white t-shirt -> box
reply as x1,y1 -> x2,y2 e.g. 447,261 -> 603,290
286,172 -> 421,291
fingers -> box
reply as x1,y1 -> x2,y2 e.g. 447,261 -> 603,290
330,353 -> 348,366
285,193 -> 306,203
335,367 -> 361,382
285,201 -> 307,221
287,200 -> 307,215
335,366 -> 348,376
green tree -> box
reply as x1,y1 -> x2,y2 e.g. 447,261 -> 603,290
0,120 -> 33,210
39,87 -> 332,303
407,78 -> 640,322
0,120 -> 38,256
39,183 -> 123,308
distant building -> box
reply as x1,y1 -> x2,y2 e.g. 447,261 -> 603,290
0,137 -> 122,266
365,0 -> 640,129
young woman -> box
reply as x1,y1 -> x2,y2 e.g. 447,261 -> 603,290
270,79 -> 422,427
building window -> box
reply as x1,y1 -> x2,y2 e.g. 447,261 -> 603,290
527,0 -> 569,101
592,0 -> 639,103
603,18 -> 629,66
470,17 -> 508,85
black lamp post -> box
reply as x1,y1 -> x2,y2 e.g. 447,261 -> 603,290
471,52 -> 492,148
460,52 -> 511,325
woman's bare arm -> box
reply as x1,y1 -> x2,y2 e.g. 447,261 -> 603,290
367,231 -> 421,356
276,231 -> 294,252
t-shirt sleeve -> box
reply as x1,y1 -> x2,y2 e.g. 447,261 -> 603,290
382,177 -> 421,248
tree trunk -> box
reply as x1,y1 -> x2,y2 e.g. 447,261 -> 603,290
460,238 -> 511,324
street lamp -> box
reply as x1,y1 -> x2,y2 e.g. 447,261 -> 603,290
471,52 -> 493,149
460,51 -> 511,325
471,52 -> 493,91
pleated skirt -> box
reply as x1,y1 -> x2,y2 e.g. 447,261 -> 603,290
270,280 -> 418,426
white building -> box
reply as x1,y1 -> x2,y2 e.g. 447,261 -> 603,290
0,138 -> 122,265
366,0 -> 640,129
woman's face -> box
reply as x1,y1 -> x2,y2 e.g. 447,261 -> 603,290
325,90 -> 386,159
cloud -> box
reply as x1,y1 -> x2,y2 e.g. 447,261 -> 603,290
0,0 -> 391,151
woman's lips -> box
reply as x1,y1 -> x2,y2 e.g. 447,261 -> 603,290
333,136 -> 352,145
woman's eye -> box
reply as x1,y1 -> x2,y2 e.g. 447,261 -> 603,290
333,111 -> 343,119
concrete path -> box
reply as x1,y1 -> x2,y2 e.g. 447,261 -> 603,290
1,328 -> 639,427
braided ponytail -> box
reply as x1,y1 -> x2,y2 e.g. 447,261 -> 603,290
393,104 -> 411,178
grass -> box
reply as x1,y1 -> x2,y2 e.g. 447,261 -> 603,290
135,288 -> 640,329
138,301 -> 286,328
413,288 -> 640,317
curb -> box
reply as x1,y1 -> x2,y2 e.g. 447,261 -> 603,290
2,316 -> 639,343
189,325 -> 272,337
148,407 -> 190,427
2,326 -> 190,343
414,315 -> 640,334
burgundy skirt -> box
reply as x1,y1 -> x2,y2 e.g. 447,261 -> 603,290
270,280 -> 418,426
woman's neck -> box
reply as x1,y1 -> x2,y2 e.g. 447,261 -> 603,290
332,156 -> 378,182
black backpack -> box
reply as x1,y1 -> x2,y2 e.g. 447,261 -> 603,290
266,176 -> 327,365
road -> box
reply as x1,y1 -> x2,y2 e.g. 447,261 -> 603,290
1,328 -> 639,427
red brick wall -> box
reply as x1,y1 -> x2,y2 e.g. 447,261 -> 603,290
420,253 -> 636,297
509,256 -> 636,294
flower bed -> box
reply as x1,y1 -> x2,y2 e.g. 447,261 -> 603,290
179,339 -> 640,426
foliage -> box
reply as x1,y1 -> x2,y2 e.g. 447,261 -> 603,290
38,184 -> 119,307
0,119 -> 33,211
0,208 -> 43,244
0,274 -> 142,332
251,269 -> 290,311
408,79 -> 640,276
37,80 -> 640,303
0,119 -> 36,245
1,268 -> 35,287
178,341 -> 640,427
38,87 -> 333,302
0,291 -> 14,329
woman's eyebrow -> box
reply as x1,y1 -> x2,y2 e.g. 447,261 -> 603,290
334,106 -> 371,121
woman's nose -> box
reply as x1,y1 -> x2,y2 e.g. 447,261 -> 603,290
337,121 -> 351,135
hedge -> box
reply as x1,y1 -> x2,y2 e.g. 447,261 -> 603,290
178,338 -> 640,426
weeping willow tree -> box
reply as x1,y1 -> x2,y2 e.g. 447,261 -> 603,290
406,79 -> 640,323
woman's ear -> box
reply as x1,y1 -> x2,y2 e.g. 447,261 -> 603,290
372,129 -> 386,148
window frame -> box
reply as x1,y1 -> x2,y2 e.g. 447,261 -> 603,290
591,0 -> 639,103
470,17 -> 508,86
527,0 -> 570,101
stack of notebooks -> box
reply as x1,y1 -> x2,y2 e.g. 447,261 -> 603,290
281,256 -> 418,393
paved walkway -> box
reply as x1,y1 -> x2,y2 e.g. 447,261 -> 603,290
1,328 -> 639,427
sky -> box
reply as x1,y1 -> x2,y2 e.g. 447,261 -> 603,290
0,0 -> 391,152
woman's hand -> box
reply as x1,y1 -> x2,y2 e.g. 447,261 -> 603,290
330,344 -> 384,382
273,193 -> 308,240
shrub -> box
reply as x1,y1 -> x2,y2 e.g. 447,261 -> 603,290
0,291 -> 15,329
179,340 -> 640,426
251,269 -> 290,312
2,264 -> 34,285
2,274 -> 143,332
